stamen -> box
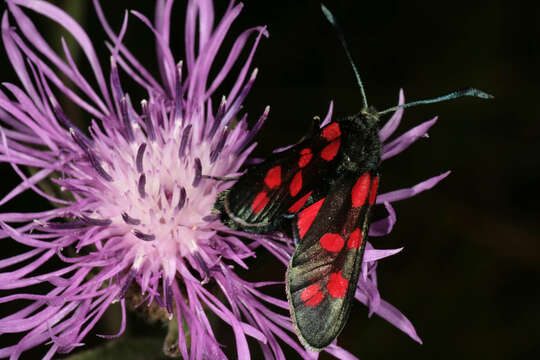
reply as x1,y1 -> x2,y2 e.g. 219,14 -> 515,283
178,124 -> 192,158
122,212 -> 141,225
47,220 -> 88,229
193,253 -> 210,283
48,215 -> 111,229
177,187 -> 186,210
163,279 -> 174,318
138,174 -> 146,198
208,96 -> 227,138
202,215 -> 218,222
174,62 -> 183,119
192,158 -> 202,187
110,57 -> 124,101
136,143 -> 147,173
132,229 -> 155,241
236,105 -> 269,153
51,98 -> 92,145
141,100 -> 155,141
210,133 -> 227,163
70,129 -> 113,182
221,69 -> 257,128
81,216 -> 112,226
119,270 -> 137,299
120,97 -> 135,142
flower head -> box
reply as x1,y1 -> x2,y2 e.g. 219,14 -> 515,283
0,0 -> 448,359
0,0 -> 300,358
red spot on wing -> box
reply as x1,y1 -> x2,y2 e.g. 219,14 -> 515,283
321,139 -> 341,161
300,283 -> 324,307
297,198 -> 325,238
322,122 -> 341,141
290,171 -> 303,197
369,176 -> 379,205
351,173 -> 371,207
347,228 -> 363,249
327,270 -> 349,299
320,233 -> 345,252
264,166 -> 281,189
298,148 -> 312,168
251,191 -> 269,214
288,191 -> 313,213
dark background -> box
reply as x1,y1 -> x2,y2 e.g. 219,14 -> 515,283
1,0 -> 538,359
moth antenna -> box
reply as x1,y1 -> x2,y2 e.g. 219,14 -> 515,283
321,4 -> 368,110
378,88 -> 494,115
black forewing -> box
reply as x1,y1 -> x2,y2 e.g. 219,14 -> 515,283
220,122 -> 341,233
286,171 -> 378,350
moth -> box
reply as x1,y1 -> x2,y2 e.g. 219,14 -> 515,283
213,5 -> 492,350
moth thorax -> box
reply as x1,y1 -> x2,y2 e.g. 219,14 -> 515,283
338,116 -> 382,173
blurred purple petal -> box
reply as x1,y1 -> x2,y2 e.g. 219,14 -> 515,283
363,247 -> 403,263
378,89 -> 404,142
372,298 -> 422,344
325,343 -> 359,360
369,202 -> 396,237
377,171 -> 451,204
320,101 -> 334,127
382,117 -> 437,160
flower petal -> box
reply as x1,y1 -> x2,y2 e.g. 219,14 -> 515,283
369,202 -> 396,237
378,88 -> 405,142
369,297 -> 422,344
320,100 -> 334,128
382,117 -> 437,160
9,0 -> 112,113
363,247 -> 403,263
376,171 -> 451,204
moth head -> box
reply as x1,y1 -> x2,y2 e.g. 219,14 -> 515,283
359,106 -> 380,125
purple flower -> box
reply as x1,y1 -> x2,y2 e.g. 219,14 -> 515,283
0,0 -> 330,359
0,0 -> 448,359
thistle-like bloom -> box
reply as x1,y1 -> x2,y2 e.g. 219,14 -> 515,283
0,0 -> 447,359
0,0 -> 297,358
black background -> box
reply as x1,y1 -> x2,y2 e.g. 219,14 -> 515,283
0,0 -> 538,359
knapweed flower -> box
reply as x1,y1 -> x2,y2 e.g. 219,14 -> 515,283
0,0 -> 448,359
0,0 -> 321,359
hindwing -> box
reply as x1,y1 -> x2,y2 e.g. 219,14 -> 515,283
286,171 -> 379,350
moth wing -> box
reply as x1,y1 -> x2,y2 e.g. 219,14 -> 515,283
287,171 -> 379,349
222,122 -> 343,232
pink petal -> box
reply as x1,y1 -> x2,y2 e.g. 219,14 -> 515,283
376,171 -> 451,204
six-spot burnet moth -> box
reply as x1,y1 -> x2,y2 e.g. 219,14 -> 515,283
213,4 -> 493,351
